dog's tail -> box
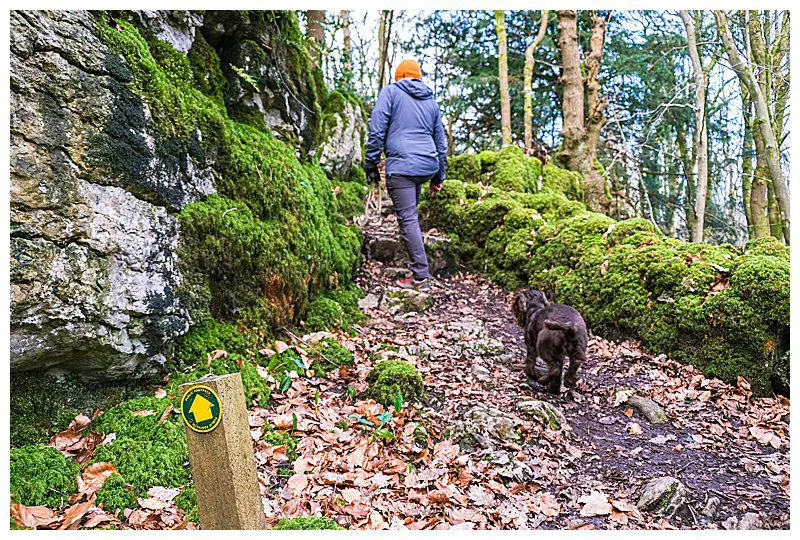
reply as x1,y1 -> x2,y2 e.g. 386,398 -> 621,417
544,319 -> 575,333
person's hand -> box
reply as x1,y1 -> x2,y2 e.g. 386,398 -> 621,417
430,183 -> 443,194
366,166 -> 381,185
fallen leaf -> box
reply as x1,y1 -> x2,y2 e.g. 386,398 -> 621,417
579,491 -> 613,517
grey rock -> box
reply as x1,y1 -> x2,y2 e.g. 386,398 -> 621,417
517,399 -> 569,430
357,293 -> 380,310
130,10 -> 204,52
492,450 -> 535,483
471,364 -> 492,382
737,513 -> 764,530
626,394 -> 669,424
384,289 -> 434,315
318,98 -> 367,180
10,11 -> 195,377
445,406 -> 522,453
702,496 -> 720,519
636,476 -> 686,516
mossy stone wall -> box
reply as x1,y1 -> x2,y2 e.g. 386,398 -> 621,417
421,176 -> 789,395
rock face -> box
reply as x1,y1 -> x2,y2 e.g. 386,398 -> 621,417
319,92 -> 367,180
10,11 -> 196,377
10,10 -> 354,378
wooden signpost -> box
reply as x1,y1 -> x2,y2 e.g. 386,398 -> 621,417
179,373 -> 267,530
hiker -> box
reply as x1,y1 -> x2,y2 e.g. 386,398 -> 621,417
365,58 -> 448,293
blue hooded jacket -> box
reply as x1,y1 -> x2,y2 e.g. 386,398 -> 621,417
365,78 -> 448,184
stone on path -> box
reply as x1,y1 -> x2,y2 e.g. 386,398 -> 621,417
627,394 -> 668,424
517,399 -> 568,431
445,406 -> 522,452
723,512 -> 763,530
357,293 -> 380,310
384,288 -> 434,314
636,476 -> 686,517
491,450 -> 535,483
622,393 -> 668,424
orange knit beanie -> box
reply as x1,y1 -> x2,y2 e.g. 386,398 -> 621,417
395,59 -> 422,81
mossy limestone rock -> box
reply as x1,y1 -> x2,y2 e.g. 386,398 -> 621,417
365,360 -> 425,405
517,399 -> 568,430
445,406 -> 522,452
319,91 -> 367,180
385,289 -> 435,314
637,476 -> 686,516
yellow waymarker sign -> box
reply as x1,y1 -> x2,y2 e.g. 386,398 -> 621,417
181,385 -> 222,433
189,394 -> 214,423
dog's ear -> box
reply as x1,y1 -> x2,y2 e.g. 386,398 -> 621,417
512,291 -> 529,327
538,290 -> 550,307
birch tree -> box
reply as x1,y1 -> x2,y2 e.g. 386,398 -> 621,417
680,11 -> 709,243
494,10 -> 512,146
715,10 -> 790,243
523,11 -> 549,153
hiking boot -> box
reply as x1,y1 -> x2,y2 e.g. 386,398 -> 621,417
396,276 -> 432,292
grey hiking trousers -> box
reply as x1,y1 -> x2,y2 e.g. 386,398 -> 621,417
386,174 -> 432,280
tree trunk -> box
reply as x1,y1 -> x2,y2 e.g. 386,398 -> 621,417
306,10 -> 325,70
740,103 -> 755,239
680,11 -> 709,243
495,10 -> 512,147
768,181 -> 785,240
377,11 -> 394,92
557,11 -> 609,213
557,10 -> 584,163
524,11 -> 549,153
751,126 -> 771,238
716,10 -> 789,243
340,10 -> 351,82
676,127 -> 696,240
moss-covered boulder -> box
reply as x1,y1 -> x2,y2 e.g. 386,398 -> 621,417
447,154 -> 482,183
11,10 -> 363,379
10,445 -> 80,508
304,285 -> 365,331
421,171 -> 790,395
273,516 -> 344,530
365,360 -> 425,405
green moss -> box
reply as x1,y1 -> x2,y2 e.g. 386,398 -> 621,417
93,396 -> 184,446
447,154 -> 482,183
313,337 -> 355,375
419,156 -> 790,395
166,353 -> 269,407
333,180 -> 367,219
743,236 -> 789,260
304,284 -> 365,331
96,15 -> 362,361
731,254 -> 790,326
274,516 -> 344,530
10,372 -> 153,448
542,162 -> 584,201
478,150 -> 498,171
91,438 -> 189,495
262,430 -> 299,462
491,146 -> 534,192
10,445 -> 80,508
175,486 -> 199,522
365,360 -> 425,405
95,473 -> 137,513
172,317 -> 268,371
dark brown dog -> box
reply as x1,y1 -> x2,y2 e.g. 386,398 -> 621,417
512,290 -> 587,394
